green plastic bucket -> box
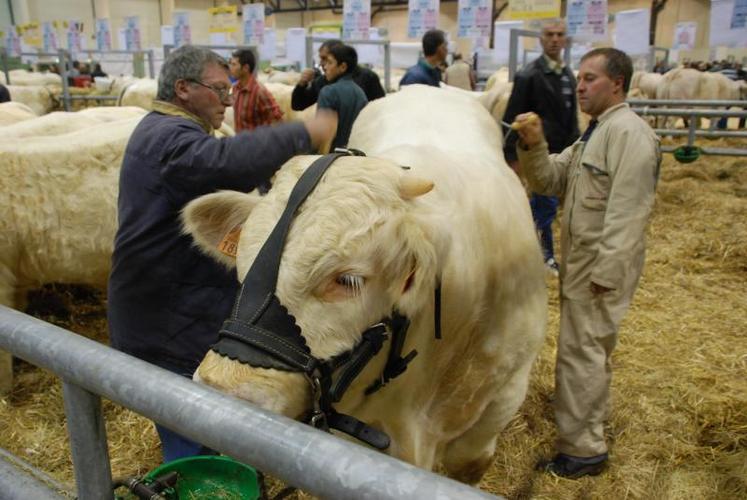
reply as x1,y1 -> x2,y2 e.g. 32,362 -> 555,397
144,455 -> 260,500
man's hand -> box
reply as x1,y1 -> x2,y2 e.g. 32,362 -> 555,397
514,112 -> 544,149
590,281 -> 613,296
298,68 -> 315,86
305,109 -> 338,150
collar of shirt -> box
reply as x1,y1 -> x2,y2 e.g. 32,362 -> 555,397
543,54 -> 565,76
152,100 -> 213,134
596,102 -> 629,124
234,73 -> 258,93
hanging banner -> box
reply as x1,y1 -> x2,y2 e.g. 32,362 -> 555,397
95,18 -> 112,51
672,21 -> 697,50
42,22 -> 58,53
243,4 -> 265,45
285,27 -> 307,66
458,0 -> 492,39
123,16 -> 141,51
5,26 -> 22,57
731,0 -> 747,28
20,22 -> 42,48
66,20 -> 83,55
566,0 -> 607,41
408,0 -> 439,39
508,0 -> 561,20
173,12 -> 192,47
342,0 -> 371,40
613,9 -> 650,55
260,27 -> 276,61
209,5 -> 239,34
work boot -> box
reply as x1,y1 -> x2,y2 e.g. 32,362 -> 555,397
536,453 -> 608,479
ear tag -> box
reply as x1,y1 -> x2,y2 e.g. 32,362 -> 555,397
218,224 -> 242,258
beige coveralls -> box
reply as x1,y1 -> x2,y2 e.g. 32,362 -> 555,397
518,103 -> 661,457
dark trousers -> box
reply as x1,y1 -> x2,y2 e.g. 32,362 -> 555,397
156,364 -> 217,463
530,193 -> 558,261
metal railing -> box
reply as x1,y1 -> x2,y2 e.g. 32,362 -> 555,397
305,36 -> 393,92
0,306 -> 499,500
0,48 -> 64,85
629,99 -> 747,157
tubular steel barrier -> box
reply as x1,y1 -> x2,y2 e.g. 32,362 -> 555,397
58,49 -> 155,111
0,447 -> 71,499
630,103 -> 747,158
0,306 -> 499,500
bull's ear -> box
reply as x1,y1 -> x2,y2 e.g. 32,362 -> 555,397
181,190 -> 261,268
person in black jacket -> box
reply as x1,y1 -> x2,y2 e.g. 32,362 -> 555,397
503,19 -> 579,276
107,45 -> 336,463
291,38 -> 385,111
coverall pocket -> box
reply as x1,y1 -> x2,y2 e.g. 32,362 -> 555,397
580,160 -> 610,211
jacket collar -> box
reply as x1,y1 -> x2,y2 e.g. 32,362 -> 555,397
597,102 -> 628,124
540,54 -> 565,75
152,100 -> 213,134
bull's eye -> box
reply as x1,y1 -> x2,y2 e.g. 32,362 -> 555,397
335,274 -> 365,296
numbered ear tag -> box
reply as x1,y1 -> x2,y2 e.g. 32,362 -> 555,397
218,224 -> 242,258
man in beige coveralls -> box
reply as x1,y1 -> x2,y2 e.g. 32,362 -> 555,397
514,47 -> 661,478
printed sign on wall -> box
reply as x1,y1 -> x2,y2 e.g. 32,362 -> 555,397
5,26 -> 22,56
672,21 -> 697,50
408,0 -> 439,39
95,18 -> 112,51
613,9 -> 650,55
124,16 -> 141,51
243,4 -> 265,45
42,22 -> 58,53
567,0 -> 607,41
458,0 -> 492,39
67,20 -> 83,55
343,0 -> 371,39
508,0 -> 561,20
173,12 -> 192,47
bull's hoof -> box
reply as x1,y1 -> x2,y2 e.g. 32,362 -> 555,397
536,453 -> 608,479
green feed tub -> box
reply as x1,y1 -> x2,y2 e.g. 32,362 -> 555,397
144,455 -> 260,500
673,145 -> 701,164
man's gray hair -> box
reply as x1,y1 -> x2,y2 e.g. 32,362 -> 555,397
540,18 -> 566,33
157,45 -> 229,101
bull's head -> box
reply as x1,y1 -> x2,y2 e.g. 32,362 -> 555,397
182,154 -> 440,423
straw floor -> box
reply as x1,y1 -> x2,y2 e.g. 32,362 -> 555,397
1,139 -> 745,499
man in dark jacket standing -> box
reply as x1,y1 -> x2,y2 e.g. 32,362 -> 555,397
292,38 -> 385,111
107,45 -> 335,462
503,19 -> 579,275
399,29 -> 448,88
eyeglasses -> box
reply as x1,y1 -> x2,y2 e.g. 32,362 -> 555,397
189,79 -> 233,102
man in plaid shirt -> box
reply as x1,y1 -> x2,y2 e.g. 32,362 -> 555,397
229,48 -> 283,131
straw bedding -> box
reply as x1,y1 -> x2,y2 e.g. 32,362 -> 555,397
0,138 -> 745,499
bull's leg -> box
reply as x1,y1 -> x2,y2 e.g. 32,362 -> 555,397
441,362 -> 534,484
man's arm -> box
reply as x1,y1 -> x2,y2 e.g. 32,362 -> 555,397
291,74 -> 325,111
515,113 -> 574,197
590,127 -> 660,291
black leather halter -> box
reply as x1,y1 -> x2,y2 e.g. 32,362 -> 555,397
212,150 -> 433,450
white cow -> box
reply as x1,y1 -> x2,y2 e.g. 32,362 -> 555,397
5,85 -> 57,115
0,69 -> 62,87
0,116 -> 144,393
630,71 -> 663,99
0,101 -> 38,126
117,78 -> 159,109
0,106 -> 146,140
183,85 -> 547,483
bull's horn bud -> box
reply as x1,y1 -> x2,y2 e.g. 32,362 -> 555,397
399,174 -> 434,200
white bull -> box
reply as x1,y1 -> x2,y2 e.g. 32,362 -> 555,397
183,85 -> 547,483
0,101 -> 38,126
0,116 -> 144,393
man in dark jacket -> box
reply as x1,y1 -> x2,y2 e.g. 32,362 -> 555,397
292,38 -> 385,111
107,45 -> 335,462
0,83 -> 10,103
503,19 -> 579,276
399,29 -> 448,88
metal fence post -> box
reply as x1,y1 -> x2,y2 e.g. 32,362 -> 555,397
62,381 -> 113,500
146,49 -> 155,78
384,40 -> 391,92
1,48 -> 10,85
58,49 -> 71,111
